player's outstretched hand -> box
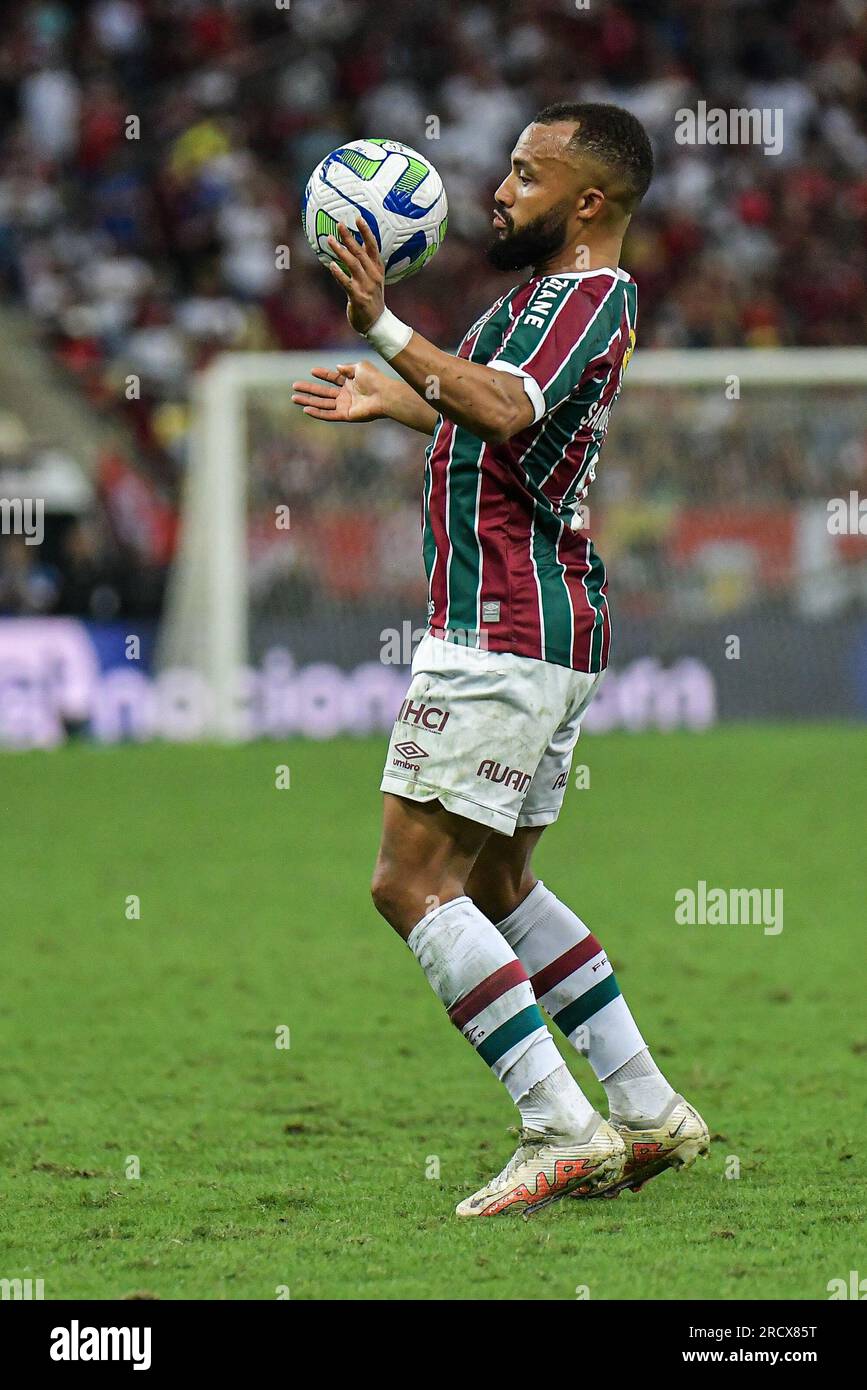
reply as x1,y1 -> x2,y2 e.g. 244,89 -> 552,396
326,217 -> 386,334
291,360 -> 387,423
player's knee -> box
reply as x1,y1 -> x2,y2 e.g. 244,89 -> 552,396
371,856 -> 448,935
370,859 -> 409,927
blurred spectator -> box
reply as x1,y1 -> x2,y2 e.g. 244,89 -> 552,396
0,0 -> 865,619
0,534 -> 59,613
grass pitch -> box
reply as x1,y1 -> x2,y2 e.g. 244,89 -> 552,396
1,727 -> 865,1300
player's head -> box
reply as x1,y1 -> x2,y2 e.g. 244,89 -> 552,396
487,102 -> 653,272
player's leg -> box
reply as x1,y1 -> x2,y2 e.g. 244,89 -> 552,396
371,791 -> 624,1215
465,825 -> 545,923
374,629 -> 634,1214
468,825 -> 709,1195
465,676 -> 709,1195
371,792 -> 489,939
468,825 -> 675,1120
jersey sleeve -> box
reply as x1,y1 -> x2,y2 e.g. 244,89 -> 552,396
488,276 -> 623,422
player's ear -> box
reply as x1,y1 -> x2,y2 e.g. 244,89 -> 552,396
576,187 -> 605,221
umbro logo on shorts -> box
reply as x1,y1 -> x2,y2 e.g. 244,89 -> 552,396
392,740 -> 429,771
394,740 -> 428,760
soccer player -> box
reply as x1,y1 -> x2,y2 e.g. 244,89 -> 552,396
292,104 -> 708,1217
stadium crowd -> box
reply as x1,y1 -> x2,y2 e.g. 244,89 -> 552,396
1,0 -> 867,618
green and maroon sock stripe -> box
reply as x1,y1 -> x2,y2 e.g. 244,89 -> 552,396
475,1005 -> 546,1068
448,960 -> 546,1068
448,959 -> 527,1030
529,932 -> 605,998
551,975 -> 622,1039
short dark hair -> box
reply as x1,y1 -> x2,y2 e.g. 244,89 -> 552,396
534,101 -> 654,210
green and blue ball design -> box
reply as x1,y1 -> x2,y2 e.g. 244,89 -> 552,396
302,138 -> 448,284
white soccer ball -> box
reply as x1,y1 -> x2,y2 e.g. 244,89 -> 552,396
302,139 -> 448,285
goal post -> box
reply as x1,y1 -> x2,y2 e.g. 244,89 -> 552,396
157,348 -> 867,738
157,350 -> 403,738
626,347 -> 867,385
156,359 -> 247,738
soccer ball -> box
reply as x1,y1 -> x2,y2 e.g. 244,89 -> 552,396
302,139 -> 448,285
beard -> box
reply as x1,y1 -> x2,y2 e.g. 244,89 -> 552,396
485,202 -> 572,272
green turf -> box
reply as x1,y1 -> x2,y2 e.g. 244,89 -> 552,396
1,727 -> 865,1300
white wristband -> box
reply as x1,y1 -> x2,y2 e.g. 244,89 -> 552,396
364,307 -> 413,360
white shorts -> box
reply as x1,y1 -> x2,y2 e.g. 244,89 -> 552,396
380,633 -> 605,837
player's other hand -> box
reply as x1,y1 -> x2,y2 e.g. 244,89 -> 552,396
291,360 -> 387,423
326,218 -> 386,334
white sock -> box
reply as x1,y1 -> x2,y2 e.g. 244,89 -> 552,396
497,881 -> 674,1123
517,1062 -> 597,1140
603,1048 -> 676,1126
407,896 -> 594,1132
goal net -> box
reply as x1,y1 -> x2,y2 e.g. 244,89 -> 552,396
157,349 -> 867,738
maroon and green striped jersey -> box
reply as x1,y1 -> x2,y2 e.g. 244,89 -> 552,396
422,267 -> 637,672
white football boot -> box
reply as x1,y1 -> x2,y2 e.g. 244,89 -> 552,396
577,1094 -> 709,1199
455,1113 -> 625,1218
